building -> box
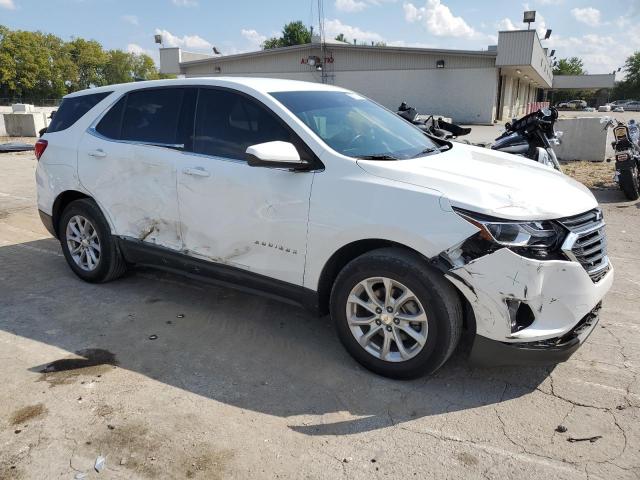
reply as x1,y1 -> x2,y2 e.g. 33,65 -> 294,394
159,29 -> 614,125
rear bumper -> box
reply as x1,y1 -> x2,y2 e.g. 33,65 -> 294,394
38,209 -> 57,238
469,303 -> 601,367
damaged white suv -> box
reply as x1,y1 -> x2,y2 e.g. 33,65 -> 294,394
36,78 -> 613,378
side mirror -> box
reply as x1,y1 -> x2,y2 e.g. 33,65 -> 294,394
246,141 -> 309,170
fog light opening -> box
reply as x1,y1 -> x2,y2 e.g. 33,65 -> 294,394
506,299 -> 535,333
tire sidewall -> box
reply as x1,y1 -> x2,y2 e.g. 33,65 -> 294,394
59,200 -> 116,283
331,253 -> 454,378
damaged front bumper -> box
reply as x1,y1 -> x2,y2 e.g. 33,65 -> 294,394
445,247 -> 613,367
469,303 -> 601,366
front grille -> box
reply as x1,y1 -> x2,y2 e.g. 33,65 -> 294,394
558,209 -> 609,282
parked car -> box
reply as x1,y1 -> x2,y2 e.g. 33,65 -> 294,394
624,101 -> 640,112
557,100 -> 587,110
35,78 -> 613,378
614,106 -> 626,113
598,105 -> 612,112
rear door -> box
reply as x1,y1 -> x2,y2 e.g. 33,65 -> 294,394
78,87 -> 196,250
176,87 -> 315,285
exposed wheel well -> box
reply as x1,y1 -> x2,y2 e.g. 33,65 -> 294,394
316,239 -> 427,315
51,190 -> 91,238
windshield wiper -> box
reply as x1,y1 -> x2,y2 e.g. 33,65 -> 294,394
411,147 -> 439,158
357,154 -> 398,160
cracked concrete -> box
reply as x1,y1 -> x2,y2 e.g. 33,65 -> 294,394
0,152 -> 639,479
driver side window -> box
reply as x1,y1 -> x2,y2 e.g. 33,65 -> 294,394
193,89 -> 295,161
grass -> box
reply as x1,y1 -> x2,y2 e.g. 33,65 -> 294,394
562,161 -> 617,190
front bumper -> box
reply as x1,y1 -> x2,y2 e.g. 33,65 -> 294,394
446,247 -> 613,343
469,303 -> 601,366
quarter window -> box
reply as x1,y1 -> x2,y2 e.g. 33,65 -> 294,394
47,91 -> 111,133
193,89 -> 294,160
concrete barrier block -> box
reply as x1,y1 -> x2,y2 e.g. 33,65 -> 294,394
11,103 -> 35,113
4,112 -> 47,137
552,117 -> 607,162
0,114 -> 7,137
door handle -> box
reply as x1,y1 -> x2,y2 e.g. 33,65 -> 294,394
87,149 -> 107,158
183,167 -> 211,177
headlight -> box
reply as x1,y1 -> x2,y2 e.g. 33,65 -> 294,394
454,208 -> 561,249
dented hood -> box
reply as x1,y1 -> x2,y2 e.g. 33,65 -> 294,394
356,143 -> 597,221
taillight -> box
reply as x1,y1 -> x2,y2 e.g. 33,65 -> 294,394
34,139 -> 48,160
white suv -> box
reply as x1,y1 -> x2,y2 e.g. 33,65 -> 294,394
36,78 -> 613,378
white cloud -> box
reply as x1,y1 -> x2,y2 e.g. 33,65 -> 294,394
126,43 -> 146,55
154,28 -> 212,51
570,7 -> 601,27
122,14 -> 139,26
403,0 -> 475,38
0,0 -> 15,9
335,0 -> 367,12
497,18 -> 518,31
241,29 -> 266,49
171,0 -> 197,6
324,18 -> 384,42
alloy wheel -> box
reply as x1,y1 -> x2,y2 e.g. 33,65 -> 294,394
66,215 -> 101,271
346,277 -> 428,362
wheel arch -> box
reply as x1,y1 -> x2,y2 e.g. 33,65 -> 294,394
316,239 -> 429,315
51,190 -> 92,238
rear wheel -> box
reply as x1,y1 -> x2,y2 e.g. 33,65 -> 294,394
330,248 -> 462,379
619,166 -> 640,200
59,199 -> 127,283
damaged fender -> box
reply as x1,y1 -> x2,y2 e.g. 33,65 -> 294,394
445,248 -> 614,343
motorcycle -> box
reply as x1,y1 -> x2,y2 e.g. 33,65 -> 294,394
397,102 -> 471,140
602,117 -> 640,200
491,107 -> 562,171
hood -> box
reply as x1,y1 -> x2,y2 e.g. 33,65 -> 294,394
356,143 -> 597,221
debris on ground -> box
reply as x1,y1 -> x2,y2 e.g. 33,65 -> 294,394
555,425 -> 568,433
177,314 -> 185,318
567,435 -> 602,443
74,473 -> 87,480
148,335 -> 158,340
0,142 -> 34,153
94,455 -> 106,473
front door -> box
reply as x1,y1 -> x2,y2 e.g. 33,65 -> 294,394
177,88 -> 314,285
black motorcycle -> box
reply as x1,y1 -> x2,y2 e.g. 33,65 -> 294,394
397,102 -> 471,140
602,117 -> 640,200
491,107 -> 562,171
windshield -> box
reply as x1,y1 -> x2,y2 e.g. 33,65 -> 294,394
270,90 -> 442,160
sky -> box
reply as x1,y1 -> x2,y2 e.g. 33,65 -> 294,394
1,0 -> 640,78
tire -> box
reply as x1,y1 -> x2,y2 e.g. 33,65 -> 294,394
59,198 -> 127,283
619,166 -> 640,200
330,248 -> 462,379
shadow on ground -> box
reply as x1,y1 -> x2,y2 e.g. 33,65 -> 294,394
0,237 -> 552,437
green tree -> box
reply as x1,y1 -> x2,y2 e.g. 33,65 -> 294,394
553,57 -> 586,76
334,33 -> 347,43
66,38 -> 108,90
0,25 -> 169,101
263,21 -> 311,49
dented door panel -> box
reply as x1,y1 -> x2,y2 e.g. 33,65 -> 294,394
77,134 -> 183,250
177,154 -> 313,285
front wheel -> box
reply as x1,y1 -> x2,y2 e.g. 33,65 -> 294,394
619,166 -> 640,200
330,248 -> 462,379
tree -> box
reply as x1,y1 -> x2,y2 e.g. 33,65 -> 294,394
334,33 -> 348,43
66,38 -> 108,90
553,57 -> 586,76
0,25 -> 169,101
263,21 -> 311,49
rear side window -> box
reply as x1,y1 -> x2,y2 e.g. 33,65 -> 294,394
121,88 -> 184,144
47,91 -> 111,133
96,97 -> 125,139
194,89 -> 294,160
